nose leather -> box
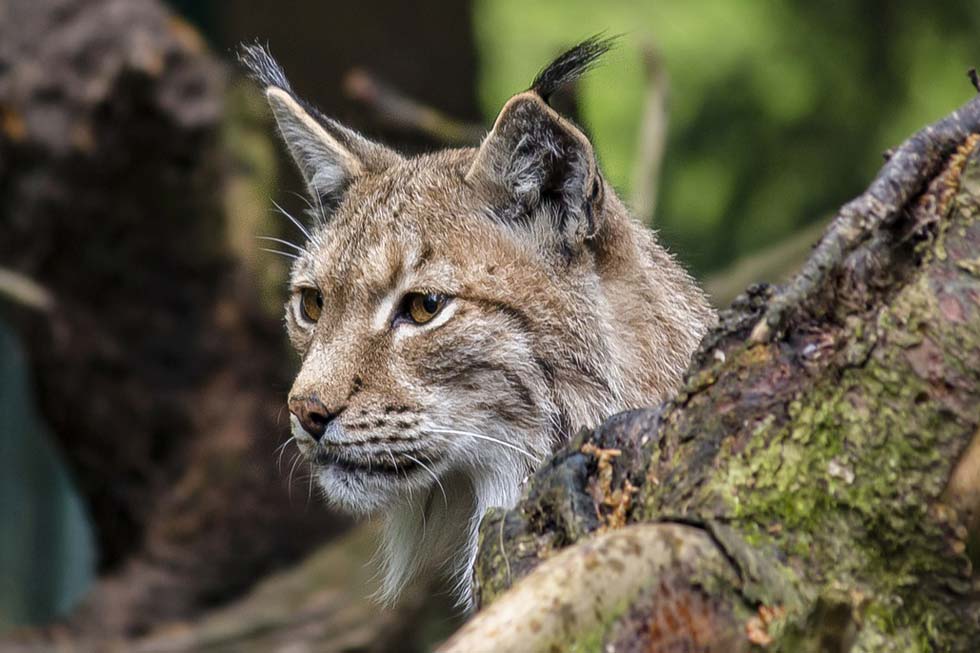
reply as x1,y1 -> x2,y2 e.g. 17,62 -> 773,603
288,395 -> 337,441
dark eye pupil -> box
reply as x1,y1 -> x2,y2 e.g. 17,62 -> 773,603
316,292 -> 323,308
422,294 -> 439,313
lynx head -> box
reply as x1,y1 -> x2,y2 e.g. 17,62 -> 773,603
241,38 -> 714,609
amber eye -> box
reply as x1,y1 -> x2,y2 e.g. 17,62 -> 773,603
406,292 -> 445,324
299,287 -> 323,323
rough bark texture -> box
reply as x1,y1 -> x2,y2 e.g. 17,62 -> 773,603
0,0 -> 343,640
455,94 -> 980,651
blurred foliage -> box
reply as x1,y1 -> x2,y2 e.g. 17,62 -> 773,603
473,0 -> 980,275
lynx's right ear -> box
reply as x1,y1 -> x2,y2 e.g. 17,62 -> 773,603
465,36 -> 615,246
239,43 -> 400,208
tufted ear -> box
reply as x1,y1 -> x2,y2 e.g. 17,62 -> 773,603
465,36 -> 614,245
239,43 -> 400,210
466,91 -> 603,243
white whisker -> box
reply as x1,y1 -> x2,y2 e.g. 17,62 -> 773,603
403,452 -> 447,507
286,190 -> 317,215
428,427 -> 542,463
309,187 -> 328,227
289,189 -> 328,228
256,235 -> 305,252
287,452 -> 303,502
259,247 -> 299,260
275,435 -> 296,471
271,199 -> 314,242
384,445 -> 399,470
416,492 -> 427,541
307,461 -> 315,506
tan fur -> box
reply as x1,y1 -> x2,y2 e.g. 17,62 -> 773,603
284,149 -> 714,604
245,42 -> 716,609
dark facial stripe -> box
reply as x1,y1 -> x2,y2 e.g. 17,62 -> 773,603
500,368 -> 537,414
441,358 -> 538,416
459,295 -> 558,388
458,295 -> 611,398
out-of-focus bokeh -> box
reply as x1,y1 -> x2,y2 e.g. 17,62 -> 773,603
0,0 -> 977,649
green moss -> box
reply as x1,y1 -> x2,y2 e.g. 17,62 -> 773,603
696,250 -> 978,647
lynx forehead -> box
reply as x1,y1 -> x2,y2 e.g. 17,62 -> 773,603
242,37 -> 715,609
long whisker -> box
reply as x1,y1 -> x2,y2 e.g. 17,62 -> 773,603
287,452 -> 303,502
385,445 -> 399,470
403,452 -> 447,508
416,490 -> 427,541
256,235 -> 305,252
271,199 -> 314,242
259,247 -> 299,260
428,428 -> 542,463
307,461 -> 315,506
286,190 -> 317,214
287,190 -> 327,228
275,435 -> 296,471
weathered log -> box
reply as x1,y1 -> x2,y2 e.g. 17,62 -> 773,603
450,94 -> 980,651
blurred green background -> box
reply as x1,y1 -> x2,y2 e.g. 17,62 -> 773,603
474,0 -> 980,278
2,0 -> 979,636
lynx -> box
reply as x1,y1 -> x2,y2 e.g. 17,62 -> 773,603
241,37 -> 715,609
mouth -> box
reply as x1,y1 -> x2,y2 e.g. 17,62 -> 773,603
311,448 -> 432,476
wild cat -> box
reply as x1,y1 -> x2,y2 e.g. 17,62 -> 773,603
240,37 -> 714,609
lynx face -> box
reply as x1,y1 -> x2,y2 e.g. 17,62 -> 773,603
242,38 -> 715,608
284,152 -> 560,517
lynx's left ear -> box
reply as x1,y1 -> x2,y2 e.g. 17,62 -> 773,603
466,36 -> 614,244
239,43 -> 400,211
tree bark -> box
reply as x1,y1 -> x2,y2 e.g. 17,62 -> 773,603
447,94 -> 980,651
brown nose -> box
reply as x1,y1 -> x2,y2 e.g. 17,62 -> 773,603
288,395 -> 337,441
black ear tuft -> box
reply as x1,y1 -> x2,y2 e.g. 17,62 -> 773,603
237,41 -> 401,210
238,41 -> 293,93
531,35 -> 617,103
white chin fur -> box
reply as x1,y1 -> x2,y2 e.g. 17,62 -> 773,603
316,466 -> 399,515
297,413 -> 540,609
